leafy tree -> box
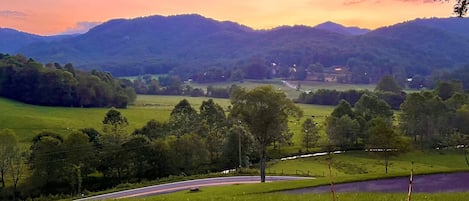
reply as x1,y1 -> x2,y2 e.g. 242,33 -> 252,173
102,108 -> 129,144
439,0 -> 469,17
331,100 -> 354,118
221,122 -> 255,169
99,109 -> 130,181
454,104 -> 469,134
375,75 -> 402,94
145,139 -> 172,179
7,145 -> 24,199
445,93 -> 468,111
434,80 -> 464,100
121,136 -> 153,181
272,122 -> 294,152
301,118 -> 320,152
326,115 -> 360,149
169,99 -> 199,137
400,92 -> 449,147
132,120 -> 169,140
168,134 -> 209,175
29,133 -> 68,194
63,132 -> 94,195
230,86 -> 302,182
365,117 -> 409,174
354,94 -> 393,121
0,129 -> 18,188
199,99 -> 227,163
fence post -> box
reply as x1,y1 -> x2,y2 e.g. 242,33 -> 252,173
407,161 -> 414,201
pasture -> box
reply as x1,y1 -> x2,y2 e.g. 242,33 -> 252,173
0,95 -> 333,152
122,150 -> 469,201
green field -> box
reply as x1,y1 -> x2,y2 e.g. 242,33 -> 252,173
267,150 -> 468,176
188,79 -> 375,99
122,150 -> 468,201
0,95 -> 333,150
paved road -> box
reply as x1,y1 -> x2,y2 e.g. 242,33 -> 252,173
74,176 -> 311,200
284,172 -> 469,194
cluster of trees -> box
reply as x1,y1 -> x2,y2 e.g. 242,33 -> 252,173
324,80 -> 469,172
0,54 -> 136,108
297,76 -> 407,109
125,74 -> 240,98
408,65 -> 469,90
0,86 -> 303,199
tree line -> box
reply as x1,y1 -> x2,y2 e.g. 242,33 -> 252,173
0,54 -> 136,108
123,74 -> 239,99
323,81 -> 469,172
1,82 -> 468,200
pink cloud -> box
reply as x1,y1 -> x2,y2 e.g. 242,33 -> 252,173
343,0 -> 436,5
0,10 -> 27,20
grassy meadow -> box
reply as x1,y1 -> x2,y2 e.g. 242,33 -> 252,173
0,94 -> 333,151
187,79 -> 375,99
121,150 -> 468,201
267,150 -> 468,176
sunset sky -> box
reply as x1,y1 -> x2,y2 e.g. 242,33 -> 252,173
0,0 -> 456,36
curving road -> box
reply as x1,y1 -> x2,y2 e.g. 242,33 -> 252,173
284,172 -> 469,194
74,176 -> 311,200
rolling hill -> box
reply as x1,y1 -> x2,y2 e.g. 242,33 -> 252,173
4,15 -> 469,80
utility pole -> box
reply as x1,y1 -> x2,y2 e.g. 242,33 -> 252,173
238,124 -> 242,168
237,120 -> 242,169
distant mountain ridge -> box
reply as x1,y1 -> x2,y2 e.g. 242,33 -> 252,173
313,21 -> 370,35
3,14 -> 469,81
0,28 -> 75,53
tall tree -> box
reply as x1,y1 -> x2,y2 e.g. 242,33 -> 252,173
375,75 -> 402,94
102,108 -> 129,144
326,115 -> 360,149
354,94 -> 393,121
63,132 -> 94,195
400,92 -> 449,147
169,99 -> 199,137
434,80 -> 464,101
331,100 -> 354,118
301,118 -> 320,152
99,109 -> 130,181
29,133 -> 68,194
199,99 -> 227,163
230,86 -> 302,182
366,117 -> 409,174
0,129 -> 18,188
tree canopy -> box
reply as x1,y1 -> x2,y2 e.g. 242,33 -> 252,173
230,86 -> 302,182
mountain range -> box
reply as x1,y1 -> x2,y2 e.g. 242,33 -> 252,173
2,14 -> 469,81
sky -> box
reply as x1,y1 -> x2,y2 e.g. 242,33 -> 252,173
0,0 -> 456,36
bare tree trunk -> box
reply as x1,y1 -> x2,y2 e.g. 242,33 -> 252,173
328,152 -> 336,201
260,147 -> 266,183
1,170 -> 5,188
385,151 -> 389,174
464,148 -> 469,168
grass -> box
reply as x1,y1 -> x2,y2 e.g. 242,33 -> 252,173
0,94 -> 333,152
267,150 -> 468,177
122,171 -> 469,201
0,95 -> 229,144
121,150 -> 468,201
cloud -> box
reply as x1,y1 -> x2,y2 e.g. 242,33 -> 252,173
343,0 -> 436,5
396,0 -> 435,3
61,21 -> 101,34
0,10 -> 27,19
343,0 -> 368,5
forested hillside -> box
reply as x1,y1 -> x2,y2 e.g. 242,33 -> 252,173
5,15 -> 469,84
0,54 -> 136,107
